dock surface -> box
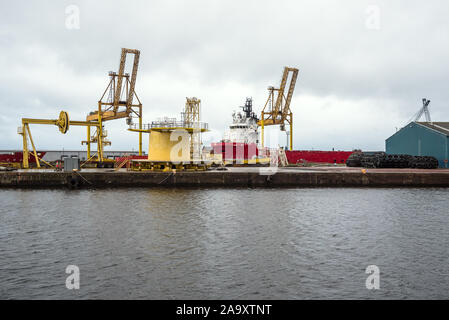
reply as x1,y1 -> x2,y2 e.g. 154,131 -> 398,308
1,167 -> 449,188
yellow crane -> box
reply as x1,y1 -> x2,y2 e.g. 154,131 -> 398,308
84,48 -> 143,160
19,111 -> 101,169
257,66 -> 299,150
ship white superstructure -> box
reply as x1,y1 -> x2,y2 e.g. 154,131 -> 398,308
223,98 -> 259,145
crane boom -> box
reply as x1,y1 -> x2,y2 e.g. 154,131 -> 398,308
113,48 -> 140,111
423,98 -> 432,122
412,98 -> 431,122
282,67 -> 298,121
127,49 -> 140,108
273,68 -> 289,116
113,49 -> 127,111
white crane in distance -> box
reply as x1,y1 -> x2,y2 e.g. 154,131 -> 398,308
412,98 -> 432,122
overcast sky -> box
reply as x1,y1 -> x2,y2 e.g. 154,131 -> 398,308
1,0 -> 448,152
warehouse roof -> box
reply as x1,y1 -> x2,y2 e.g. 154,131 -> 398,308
416,122 -> 449,136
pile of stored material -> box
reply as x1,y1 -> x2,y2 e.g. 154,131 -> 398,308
346,152 -> 439,169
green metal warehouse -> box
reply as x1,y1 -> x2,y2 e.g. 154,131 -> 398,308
386,122 -> 449,168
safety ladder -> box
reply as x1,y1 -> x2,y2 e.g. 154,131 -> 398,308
115,155 -> 131,171
278,148 -> 289,167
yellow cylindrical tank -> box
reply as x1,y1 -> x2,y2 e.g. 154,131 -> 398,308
148,130 -> 191,162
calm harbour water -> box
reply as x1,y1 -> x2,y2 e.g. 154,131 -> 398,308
1,187 -> 448,299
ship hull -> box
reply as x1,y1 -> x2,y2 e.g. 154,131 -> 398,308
286,150 -> 353,165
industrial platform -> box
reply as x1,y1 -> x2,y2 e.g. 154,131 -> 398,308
1,166 -> 449,188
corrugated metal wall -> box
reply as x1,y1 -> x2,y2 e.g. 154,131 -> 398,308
386,122 -> 449,168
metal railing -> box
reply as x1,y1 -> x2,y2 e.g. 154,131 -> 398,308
129,121 -> 208,131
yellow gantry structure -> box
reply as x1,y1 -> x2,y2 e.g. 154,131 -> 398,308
257,66 -> 299,151
183,97 -> 202,160
19,111 -> 101,169
84,48 -> 143,159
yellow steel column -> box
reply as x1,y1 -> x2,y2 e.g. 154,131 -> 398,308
98,128 -> 103,161
290,113 -> 293,151
261,114 -> 264,149
97,102 -> 103,162
139,105 -> 142,156
26,124 -> 41,168
87,125 -> 91,159
22,124 -> 29,169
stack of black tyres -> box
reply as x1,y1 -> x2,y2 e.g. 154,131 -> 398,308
346,153 -> 439,169
360,152 -> 386,168
409,156 -> 439,169
377,154 -> 410,168
345,153 -> 362,167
